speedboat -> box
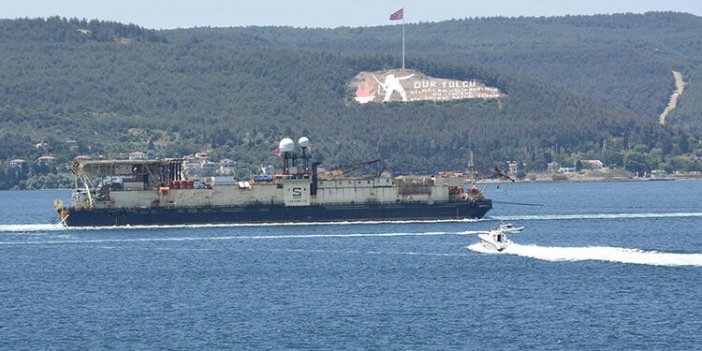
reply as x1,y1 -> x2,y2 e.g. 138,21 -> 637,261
498,223 -> 524,234
477,227 -> 512,252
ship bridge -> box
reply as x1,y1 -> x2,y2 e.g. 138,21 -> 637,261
72,159 -> 184,189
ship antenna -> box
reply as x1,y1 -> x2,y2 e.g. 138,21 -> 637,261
467,148 -> 475,184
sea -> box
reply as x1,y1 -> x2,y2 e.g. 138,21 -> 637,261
1,180 -> 701,350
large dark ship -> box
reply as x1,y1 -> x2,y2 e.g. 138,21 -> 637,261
56,137 -> 492,227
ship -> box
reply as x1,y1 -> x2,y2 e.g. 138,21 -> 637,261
55,137 -> 492,227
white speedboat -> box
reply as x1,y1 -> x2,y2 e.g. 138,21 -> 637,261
499,223 -> 524,234
478,227 -> 513,252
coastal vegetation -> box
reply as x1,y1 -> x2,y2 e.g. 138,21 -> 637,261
1,13 -> 702,189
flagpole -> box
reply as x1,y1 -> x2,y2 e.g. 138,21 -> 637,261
389,7 -> 405,69
402,16 -> 405,69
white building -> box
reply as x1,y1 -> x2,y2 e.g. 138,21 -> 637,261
37,155 -> 56,165
584,160 -> 604,170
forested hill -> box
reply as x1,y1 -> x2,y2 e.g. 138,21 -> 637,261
0,16 -> 165,43
166,12 -> 702,122
0,14 -> 701,189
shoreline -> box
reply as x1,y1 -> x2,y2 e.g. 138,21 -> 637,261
486,171 -> 702,183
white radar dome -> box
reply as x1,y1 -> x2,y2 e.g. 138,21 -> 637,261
298,137 -> 310,148
278,138 -> 295,153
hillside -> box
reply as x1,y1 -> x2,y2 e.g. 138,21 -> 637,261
0,14 -> 701,189
166,12 -> 702,122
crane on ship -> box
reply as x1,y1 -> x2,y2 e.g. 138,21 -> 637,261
320,159 -> 384,179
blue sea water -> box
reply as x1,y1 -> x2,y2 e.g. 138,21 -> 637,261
1,181 -> 701,350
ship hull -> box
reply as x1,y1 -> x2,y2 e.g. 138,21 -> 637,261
62,201 -> 492,227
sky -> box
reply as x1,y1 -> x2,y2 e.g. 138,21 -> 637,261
4,0 -> 702,29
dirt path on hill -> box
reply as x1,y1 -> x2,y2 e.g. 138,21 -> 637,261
659,70 -> 684,125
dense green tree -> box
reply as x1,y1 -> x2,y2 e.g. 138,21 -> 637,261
624,152 -> 650,174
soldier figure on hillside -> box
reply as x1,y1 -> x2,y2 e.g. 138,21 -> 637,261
373,73 -> 414,102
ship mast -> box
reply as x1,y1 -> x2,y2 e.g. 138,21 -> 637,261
467,148 -> 475,184
466,147 -> 481,198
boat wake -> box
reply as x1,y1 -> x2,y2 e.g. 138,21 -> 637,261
492,212 -> 702,222
467,243 -> 702,267
0,223 -> 66,233
0,218 -> 485,233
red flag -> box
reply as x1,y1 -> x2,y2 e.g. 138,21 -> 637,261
390,8 -> 403,21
